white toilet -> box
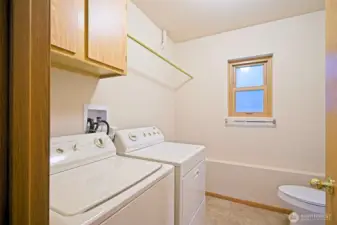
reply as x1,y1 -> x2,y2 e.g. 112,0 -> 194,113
278,185 -> 326,225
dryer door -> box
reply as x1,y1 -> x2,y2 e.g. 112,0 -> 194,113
182,161 -> 205,225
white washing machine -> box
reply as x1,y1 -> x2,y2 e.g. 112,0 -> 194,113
114,127 -> 206,225
49,132 -> 175,225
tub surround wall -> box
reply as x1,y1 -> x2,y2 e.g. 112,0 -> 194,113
206,159 -> 324,209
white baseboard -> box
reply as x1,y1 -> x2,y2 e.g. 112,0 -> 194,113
206,159 -> 325,208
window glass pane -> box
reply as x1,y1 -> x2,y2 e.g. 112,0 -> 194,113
236,90 -> 264,113
236,64 -> 264,88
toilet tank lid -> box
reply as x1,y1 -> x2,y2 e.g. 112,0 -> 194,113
278,185 -> 325,207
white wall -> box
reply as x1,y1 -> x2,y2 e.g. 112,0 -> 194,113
51,1 -> 176,139
174,11 -> 326,207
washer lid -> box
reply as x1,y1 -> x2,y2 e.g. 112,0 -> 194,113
278,185 -> 325,207
50,156 -> 161,216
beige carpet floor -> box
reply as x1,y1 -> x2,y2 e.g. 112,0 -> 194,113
206,196 -> 289,225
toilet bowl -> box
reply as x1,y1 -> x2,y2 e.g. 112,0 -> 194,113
278,185 -> 326,225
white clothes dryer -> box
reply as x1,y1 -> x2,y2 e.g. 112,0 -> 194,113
115,127 -> 206,225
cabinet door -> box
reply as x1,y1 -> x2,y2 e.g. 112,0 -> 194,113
87,0 -> 127,72
51,0 -> 77,53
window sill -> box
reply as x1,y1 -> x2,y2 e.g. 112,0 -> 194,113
225,117 -> 276,128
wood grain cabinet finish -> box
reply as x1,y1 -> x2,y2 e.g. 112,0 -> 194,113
87,0 -> 127,73
51,0 -> 127,77
51,0 -> 77,53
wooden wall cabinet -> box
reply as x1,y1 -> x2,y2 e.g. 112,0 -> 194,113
51,0 -> 77,54
51,0 -> 127,78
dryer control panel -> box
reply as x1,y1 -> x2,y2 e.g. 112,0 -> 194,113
114,127 -> 164,153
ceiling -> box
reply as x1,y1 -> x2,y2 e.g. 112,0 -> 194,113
131,0 -> 325,42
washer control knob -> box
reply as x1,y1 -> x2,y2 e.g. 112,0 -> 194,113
72,144 -> 78,151
129,133 -> 138,141
94,138 -> 105,148
56,148 -> 64,154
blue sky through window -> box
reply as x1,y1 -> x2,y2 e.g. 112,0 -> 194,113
236,90 -> 264,113
236,65 -> 264,88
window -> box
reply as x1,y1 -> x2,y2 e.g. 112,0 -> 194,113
228,55 -> 272,117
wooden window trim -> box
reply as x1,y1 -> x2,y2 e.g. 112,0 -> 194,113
228,55 -> 273,118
